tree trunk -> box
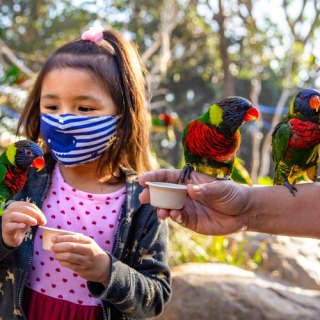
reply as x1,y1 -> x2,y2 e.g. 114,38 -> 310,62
249,78 -> 262,183
215,0 -> 235,97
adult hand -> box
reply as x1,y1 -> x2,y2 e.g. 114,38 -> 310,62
51,234 -> 111,286
1,201 -> 47,247
139,169 -> 250,235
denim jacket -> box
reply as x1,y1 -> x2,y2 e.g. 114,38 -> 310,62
0,166 -> 171,320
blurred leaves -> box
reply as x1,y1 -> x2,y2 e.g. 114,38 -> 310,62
1,66 -> 25,85
0,0 -> 97,70
169,221 -> 266,270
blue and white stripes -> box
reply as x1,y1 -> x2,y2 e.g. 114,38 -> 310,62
40,113 -> 119,166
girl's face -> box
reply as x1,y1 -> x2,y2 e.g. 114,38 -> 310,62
40,68 -> 117,117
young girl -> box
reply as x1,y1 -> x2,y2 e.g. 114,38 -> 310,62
0,28 -> 171,320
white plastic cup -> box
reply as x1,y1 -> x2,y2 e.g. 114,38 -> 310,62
146,181 -> 187,210
40,226 -> 80,251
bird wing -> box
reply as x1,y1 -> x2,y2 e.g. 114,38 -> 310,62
231,157 -> 252,185
304,145 -> 320,182
272,122 -> 291,165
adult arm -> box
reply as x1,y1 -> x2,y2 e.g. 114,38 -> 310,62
138,169 -> 320,238
246,182 -> 320,238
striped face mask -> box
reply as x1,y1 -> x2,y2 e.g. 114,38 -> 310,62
40,113 -> 119,167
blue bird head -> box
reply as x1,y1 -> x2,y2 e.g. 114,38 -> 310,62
292,88 -> 320,121
215,96 -> 259,136
13,140 -> 45,171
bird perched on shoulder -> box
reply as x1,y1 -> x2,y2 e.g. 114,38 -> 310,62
0,139 -> 45,215
180,96 -> 259,182
272,88 -> 320,195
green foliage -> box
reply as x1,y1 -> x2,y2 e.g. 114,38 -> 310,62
1,66 -> 23,85
169,221 -> 265,270
2,0 -> 319,273
0,0 -> 97,70
2,0 -> 320,175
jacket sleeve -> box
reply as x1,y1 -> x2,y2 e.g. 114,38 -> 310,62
0,218 -> 18,262
87,208 -> 171,318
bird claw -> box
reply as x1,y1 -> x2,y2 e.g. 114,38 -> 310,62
179,164 -> 193,183
282,180 -> 297,196
216,176 -> 231,181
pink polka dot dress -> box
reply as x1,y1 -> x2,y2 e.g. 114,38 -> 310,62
24,164 -> 126,319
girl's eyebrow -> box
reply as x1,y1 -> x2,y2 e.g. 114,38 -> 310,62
40,94 -> 103,103
73,95 -> 103,103
41,94 -> 59,100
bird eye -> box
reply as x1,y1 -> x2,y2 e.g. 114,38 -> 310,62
233,106 -> 241,111
299,94 -> 304,100
25,150 -> 33,157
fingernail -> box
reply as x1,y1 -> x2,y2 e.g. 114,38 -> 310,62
192,185 -> 200,191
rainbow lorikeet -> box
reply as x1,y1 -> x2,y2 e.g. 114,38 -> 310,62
0,140 -> 45,215
180,96 -> 259,181
272,88 -> 320,195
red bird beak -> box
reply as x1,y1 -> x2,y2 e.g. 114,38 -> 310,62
31,157 -> 45,172
244,107 -> 259,122
310,95 -> 320,112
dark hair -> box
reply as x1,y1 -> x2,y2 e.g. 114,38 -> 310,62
17,30 -> 154,181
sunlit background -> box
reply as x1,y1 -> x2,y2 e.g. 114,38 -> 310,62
1,2 -> 320,312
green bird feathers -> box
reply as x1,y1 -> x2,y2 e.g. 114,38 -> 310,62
272,88 -> 320,195
0,140 -> 45,215
180,96 -> 259,182
231,157 -> 252,185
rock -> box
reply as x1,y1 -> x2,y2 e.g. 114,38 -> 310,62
158,263 -> 320,320
241,232 -> 320,290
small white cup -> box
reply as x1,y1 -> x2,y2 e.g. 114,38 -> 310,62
40,226 -> 80,251
146,181 -> 187,210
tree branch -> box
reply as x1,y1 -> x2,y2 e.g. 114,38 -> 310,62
0,39 -> 35,78
301,0 -> 320,44
147,0 -> 189,92
283,0 -> 296,38
294,0 -> 307,24
141,36 -> 161,63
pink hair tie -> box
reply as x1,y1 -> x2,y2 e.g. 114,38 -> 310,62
81,28 -> 104,42
81,28 -> 115,55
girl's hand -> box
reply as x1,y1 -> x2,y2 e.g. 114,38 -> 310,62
51,234 -> 111,285
1,201 -> 47,247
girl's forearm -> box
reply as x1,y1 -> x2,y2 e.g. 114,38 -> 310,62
247,183 -> 320,238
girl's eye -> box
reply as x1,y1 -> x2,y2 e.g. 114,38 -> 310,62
78,106 -> 95,112
45,105 -> 58,111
